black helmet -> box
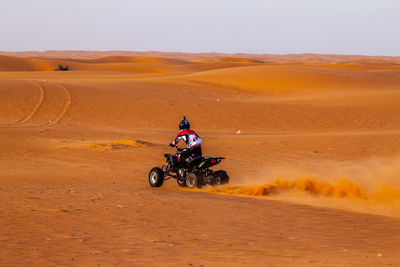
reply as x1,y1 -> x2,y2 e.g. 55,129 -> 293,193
179,116 -> 190,130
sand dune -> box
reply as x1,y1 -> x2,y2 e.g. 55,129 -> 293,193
0,55 -> 187,73
1,52 -> 400,266
0,55 -> 37,71
88,55 -> 187,64
0,54 -> 267,73
179,64 -> 400,94
216,57 -> 264,63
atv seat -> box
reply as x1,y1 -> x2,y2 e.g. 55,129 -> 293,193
185,156 -> 201,164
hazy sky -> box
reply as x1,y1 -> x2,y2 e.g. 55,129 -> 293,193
0,0 -> 399,56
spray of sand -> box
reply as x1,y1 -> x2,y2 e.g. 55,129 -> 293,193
169,156 -> 400,208
199,177 -> 400,205
184,177 -> 368,198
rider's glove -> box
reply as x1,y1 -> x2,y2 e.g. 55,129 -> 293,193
169,143 -> 175,147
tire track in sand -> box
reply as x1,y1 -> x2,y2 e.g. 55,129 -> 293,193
43,83 -> 72,126
0,81 -> 45,127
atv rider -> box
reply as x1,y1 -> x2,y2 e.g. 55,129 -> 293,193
170,116 -> 202,168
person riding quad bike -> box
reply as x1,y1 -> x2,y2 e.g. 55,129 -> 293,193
148,116 -> 229,188
169,116 -> 202,169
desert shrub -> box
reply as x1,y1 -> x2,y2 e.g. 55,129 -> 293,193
56,65 -> 69,71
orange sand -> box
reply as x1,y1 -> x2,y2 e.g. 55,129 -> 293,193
1,51 -> 400,266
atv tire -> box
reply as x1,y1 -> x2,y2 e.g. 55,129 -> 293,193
149,167 -> 164,187
186,172 -> 204,189
213,170 -> 229,185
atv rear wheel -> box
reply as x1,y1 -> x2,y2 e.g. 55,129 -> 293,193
186,172 -> 203,189
213,170 -> 229,185
149,167 -> 164,187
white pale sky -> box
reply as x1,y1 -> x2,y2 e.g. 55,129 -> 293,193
0,0 -> 399,56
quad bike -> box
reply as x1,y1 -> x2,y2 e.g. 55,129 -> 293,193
148,145 -> 229,188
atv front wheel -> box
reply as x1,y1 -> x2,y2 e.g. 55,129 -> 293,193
149,167 -> 164,187
213,170 -> 229,185
186,172 -> 203,189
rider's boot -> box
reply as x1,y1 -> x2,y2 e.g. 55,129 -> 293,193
168,155 -> 175,172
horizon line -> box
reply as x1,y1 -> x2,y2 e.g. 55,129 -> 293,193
0,50 -> 399,59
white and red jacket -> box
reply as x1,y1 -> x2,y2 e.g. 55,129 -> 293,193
172,129 -> 202,148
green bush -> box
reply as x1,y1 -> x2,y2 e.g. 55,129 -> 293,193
56,65 -> 69,71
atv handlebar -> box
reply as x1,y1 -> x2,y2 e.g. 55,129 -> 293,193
169,143 -> 184,152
